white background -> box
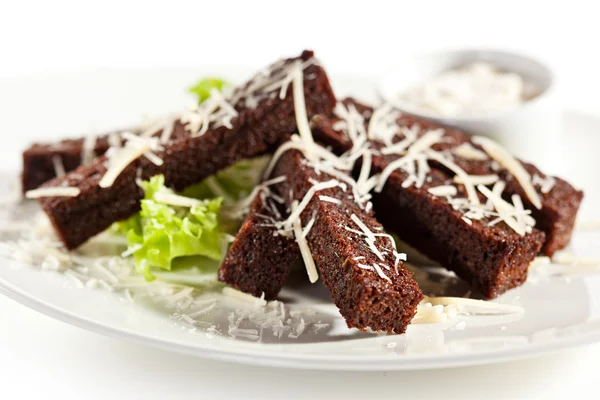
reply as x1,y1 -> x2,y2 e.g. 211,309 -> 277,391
1,1 -> 600,398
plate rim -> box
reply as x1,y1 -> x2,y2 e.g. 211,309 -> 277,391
2,65 -> 600,371
2,260 -> 600,371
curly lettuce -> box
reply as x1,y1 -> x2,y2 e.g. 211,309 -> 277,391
117,175 -> 223,280
188,78 -> 228,103
181,156 -> 269,201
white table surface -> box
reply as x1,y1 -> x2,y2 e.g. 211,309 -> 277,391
1,1 -> 600,398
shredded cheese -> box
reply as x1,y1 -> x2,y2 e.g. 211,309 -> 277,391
99,145 -> 148,188
408,129 -> 445,154
372,263 -> 392,282
472,136 -> 542,209
356,150 -> 372,192
454,142 -> 489,160
478,185 -> 527,236
292,63 -> 314,147
153,192 -> 203,208
532,173 -> 556,194
160,119 -> 176,144
26,187 -> 81,198
143,151 -> 164,166
263,137 -> 349,180
319,195 -> 341,204
426,150 -> 480,205
81,134 -> 97,165
301,213 -> 317,238
454,174 -> 499,186
279,180 -> 340,230
428,185 -> 458,197
108,132 -> 122,149
350,213 -> 376,242
291,200 -> 319,283
222,287 -> 267,307
365,238 -> 385,261
52,155 -> 65,178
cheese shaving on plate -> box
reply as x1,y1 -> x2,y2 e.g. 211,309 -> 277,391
222,287 -> 267,307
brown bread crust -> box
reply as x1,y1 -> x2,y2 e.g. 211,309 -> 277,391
22,135 -> 114,193
312,99 -> 554,298
391,114 -> 583,257
37,51 -> 336,249
218,194 -> 299,300
271,149 -> 423,333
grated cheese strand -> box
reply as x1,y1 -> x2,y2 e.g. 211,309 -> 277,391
454,174 -> 499,186
99,145 -> 149,188
291,200 -> 319,283
318,195 -> 341,205
372,263 -> 392,283
428,185 -> 458,197
159,118 -> 176,144
52,155 -> 66,178
108,132 -> 122,149
280,180 -> 340,230
143,151 -> 164,166
454,142 -> 489,160
153,192 -> 203,208
292,63 -> 314,147
532,174 -> 556,194
26,187 -> 81,198
81,134 -> 97,165
301,213 -> 317,238
375,154 -> 415,192
222,287 -> 267,307
356,150 -> 372,192
365,238 -> 385,261
478,185 -> 526,236
472,136 -> 542,209
426,150 -> 480,205
263,137 -> 349,180
408,129 -> 445,154
350,214 -> 376,242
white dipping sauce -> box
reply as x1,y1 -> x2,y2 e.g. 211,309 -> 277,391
397,62 -> 539,117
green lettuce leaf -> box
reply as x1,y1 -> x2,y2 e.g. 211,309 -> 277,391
188,78 -> 228,103
181,156 -> 269,201
119,175 -> 223,280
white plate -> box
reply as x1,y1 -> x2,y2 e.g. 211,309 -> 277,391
0,66 -> 599,371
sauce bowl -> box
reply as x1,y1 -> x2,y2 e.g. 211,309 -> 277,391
378,50 -> 561,173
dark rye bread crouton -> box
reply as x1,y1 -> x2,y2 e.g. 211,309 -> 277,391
371,169 -> 545,298
22,134 -> 114,193
37,50 -> 336,249
218,194 -> 299,300
314,99 -> 582,258
312,99 -> 550,298
271,149 -> 423,334
390,113 -> 583,257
